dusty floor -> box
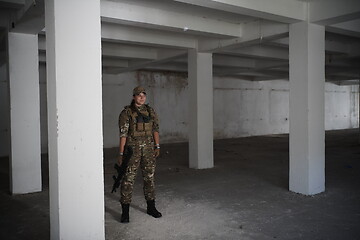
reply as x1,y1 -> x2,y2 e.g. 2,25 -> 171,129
1,129 -> 359,240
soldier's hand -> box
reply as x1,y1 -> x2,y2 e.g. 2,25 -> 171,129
154,148 -> 160,158
117,155 -> 123,165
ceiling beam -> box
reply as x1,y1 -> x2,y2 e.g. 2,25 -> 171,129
330,19 -> 360,34
267,37 -> 356,56
102,42 -> 157,60
326,65 -> 360,75
0,0 -> 24,9
102,58 -> 130,68
214,67 -> 254,77
173,0 -> 306,23
223,69 -> 289,79
10,0 -> 44,34
102,23 -> 197,49
199,20 -> 289,53
115,49 -> 187,73
328,79 -> 359,85
143,63 -> 188,73
213,55 -> 256,68
326,75 -> 360,81
255,61 -> 288,69
327,71 -> 360,78
215,74 -> 254,80
213,59 -> 288,77
101,0 -> 241,38
221,45 -> 289,61
253,76 -> 284,81
327,19 -> 360,38
257,69 -> 288,77
39,34 -> 187,64
171,54 -> 257,69
309,0 -> 360,25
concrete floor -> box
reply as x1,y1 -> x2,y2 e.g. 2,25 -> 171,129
1,129 -> 359,240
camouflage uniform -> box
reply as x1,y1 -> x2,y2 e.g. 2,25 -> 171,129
118,103 -> 159,204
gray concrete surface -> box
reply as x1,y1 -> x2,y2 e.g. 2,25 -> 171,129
1,129 -> 359,240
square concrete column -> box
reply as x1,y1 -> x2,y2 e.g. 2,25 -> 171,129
45,0 -> 104,239
188,49 -> 214,169
8,32 -> 41,194
289,22 -> 325,195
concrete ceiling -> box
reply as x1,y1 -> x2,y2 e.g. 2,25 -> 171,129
1,0 -> 360,85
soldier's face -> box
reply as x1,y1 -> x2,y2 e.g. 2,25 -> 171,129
133,92 -> 146,106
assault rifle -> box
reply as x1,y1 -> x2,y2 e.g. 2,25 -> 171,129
111,146 -> 133,193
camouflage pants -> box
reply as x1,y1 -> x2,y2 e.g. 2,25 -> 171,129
120,142 -> 156,204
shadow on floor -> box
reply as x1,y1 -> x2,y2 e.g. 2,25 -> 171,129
1,129 -> 359,239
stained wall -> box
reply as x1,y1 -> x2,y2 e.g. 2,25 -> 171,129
0,68 -> 358,155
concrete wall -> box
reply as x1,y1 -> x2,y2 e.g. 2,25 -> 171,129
102,71 -> 359,148
0,69 -> 359,155
102,71 -> 189,148
213,78 -> 291,139
325,83 -> 359,130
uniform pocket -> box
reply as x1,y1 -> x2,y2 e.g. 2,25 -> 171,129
144,122 -> 152,131
137,123 -> 144,131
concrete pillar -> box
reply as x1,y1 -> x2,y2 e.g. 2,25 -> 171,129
45,0 -> 104,239
8,32 -> 41,194
289,22 -> 325,195
188,49 -> 214,169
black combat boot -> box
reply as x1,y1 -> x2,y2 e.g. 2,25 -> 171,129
121,204 -> 130,223
146,200 -> 162,218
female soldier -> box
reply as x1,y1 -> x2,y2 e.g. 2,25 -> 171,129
118,86 -> 162,223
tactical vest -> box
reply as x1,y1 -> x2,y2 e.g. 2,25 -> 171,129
127,106 -> 153,138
